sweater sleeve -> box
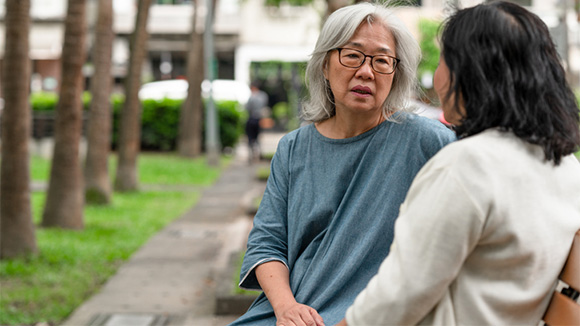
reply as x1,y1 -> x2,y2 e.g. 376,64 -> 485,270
238,136 -> 292,291
346,147 -> 488,325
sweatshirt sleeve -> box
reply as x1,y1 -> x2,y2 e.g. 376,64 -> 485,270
238,136 -> 292,290
346,147 -> 488,325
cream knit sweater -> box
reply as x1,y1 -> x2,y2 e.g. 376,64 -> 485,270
346,129 -> 580,326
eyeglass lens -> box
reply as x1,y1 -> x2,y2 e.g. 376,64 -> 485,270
338,48 -> 396,74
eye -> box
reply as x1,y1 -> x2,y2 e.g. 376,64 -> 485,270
344,52 -> 362,59
374,57 -> 391,66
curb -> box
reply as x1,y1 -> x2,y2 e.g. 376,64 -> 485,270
215,252 -> 260,316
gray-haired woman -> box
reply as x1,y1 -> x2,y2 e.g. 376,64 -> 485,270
230,3 -> 456,326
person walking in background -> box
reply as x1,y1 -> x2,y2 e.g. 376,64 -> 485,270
229,3 -> 456,326
339,2 -> 580,325
245,80 -> 268,163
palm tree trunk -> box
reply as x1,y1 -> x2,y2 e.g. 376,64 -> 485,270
41,0 -> 87,229
85,0 -> 113,205
115,0 -> 153,191
178,0 -> 204,158
0,0 -> 37,259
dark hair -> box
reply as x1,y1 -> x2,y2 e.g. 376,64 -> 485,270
440,1 -> 580,165
250,80 -> 262,89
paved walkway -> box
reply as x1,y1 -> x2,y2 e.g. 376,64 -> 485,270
61,132 -> 285,326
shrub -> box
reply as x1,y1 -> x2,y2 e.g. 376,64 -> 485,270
141,98 -> 182,151
214,100 -> 244,151
30,92 -> 59,112
30,92 -> 244,151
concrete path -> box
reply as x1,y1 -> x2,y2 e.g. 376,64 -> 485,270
61,132 -> 285,326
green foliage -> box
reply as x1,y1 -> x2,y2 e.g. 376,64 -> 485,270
30,92 -> 59,112
30,156 -> 51,181
30,91 -> 92,111
214,100 -> 244,150
30,92 -> 245,151
418,18 -> 441,79
256,167 -> 271,182
0,154 -> 226,325
141,98 -> 182,150
272,102 -> 289,122
250,61 -> 306,132
137,153 -> 225,186
0,191 -> 199,325
29,153 -> 226,185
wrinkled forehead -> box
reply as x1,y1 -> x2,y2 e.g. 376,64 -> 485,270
344,20 -> 396,56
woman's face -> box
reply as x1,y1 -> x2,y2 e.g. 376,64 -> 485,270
323,22 -> 396,118
434,55 -> 463,125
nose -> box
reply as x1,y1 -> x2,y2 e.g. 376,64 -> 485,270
355,57 -> 374,79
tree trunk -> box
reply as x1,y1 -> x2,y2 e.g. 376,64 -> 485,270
41,0 -> 87,229
85,0 -> 113,205
0,0 -> 37,259
325,0 -> 350,18
178,0 -> 204,158
114,0 -> 153,191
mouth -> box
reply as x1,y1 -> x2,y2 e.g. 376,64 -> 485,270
351,86 -> 372,95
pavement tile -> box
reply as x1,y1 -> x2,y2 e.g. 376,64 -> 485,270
61,132 -> 284,326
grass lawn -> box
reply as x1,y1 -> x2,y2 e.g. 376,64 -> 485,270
0,153 -> 229,326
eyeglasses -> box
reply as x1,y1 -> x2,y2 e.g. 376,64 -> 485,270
333,48 -> 400,75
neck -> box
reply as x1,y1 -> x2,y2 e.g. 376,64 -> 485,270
316,112 -> 386,139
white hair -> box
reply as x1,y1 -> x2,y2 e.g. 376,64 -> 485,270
301,2 -> 421,123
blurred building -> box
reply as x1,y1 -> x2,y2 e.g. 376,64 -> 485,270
0,0 -> 577,96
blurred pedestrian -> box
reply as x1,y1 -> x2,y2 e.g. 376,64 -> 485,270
339,2 -> 580,325
245,80 -> 268,163
229,3 -> 455,326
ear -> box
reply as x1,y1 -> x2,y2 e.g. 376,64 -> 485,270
323,58 -> 329,80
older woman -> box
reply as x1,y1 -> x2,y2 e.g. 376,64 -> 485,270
229,3 -> 455,326
340,2 -> 580,325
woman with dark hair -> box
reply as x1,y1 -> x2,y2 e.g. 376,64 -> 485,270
338,1 -> 580,325
229,2 -> 455,326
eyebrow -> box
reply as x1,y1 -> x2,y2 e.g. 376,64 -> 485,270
345,42 -> 395,55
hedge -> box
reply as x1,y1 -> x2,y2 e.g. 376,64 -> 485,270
29,92 -> 245,151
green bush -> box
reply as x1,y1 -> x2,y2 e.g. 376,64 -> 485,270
418,19 -> 441,79
30,92 -> 244,151
214,100 -> 244,150
141,98 -> 182,151
30,92 -> 59,112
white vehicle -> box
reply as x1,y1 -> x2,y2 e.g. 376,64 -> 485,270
138,79 -> 251,105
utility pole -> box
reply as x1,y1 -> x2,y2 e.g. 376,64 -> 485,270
204,0 -> 220,166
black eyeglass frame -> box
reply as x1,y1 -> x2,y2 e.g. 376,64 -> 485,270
332,47 -> 400,75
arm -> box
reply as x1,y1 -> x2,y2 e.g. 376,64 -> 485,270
239,139 -> 291,290
256,261 -> 324,326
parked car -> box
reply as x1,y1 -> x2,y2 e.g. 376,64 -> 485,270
138,79 -> 251,105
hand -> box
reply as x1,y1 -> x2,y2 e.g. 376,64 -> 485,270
335,318 -> 347,326
275,302 -> 325,326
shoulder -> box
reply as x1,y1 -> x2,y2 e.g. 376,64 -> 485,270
422,129 -> 515,178
398,113 -> 456,140
387,113 -> 457,156
278,124 -> 312,145
273,124 -> 314,157
437,129 -> 522,160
